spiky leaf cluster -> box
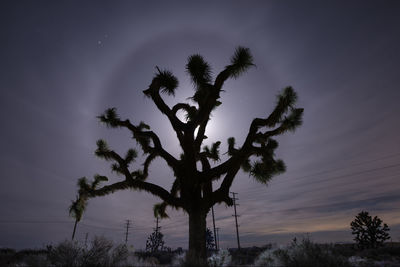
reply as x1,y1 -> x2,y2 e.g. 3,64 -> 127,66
228,46 -> 254,78
266,86 -> 301,128
281,107 -> 304,132
97,108 -> 120,128
153,202 -> 169,219
69,175 -> 108,222
227,137 -> 237,156
246,139 -> 286,184
95,139 -> 139,177
249,158 -> 285,184
155,68 -> 178,96
95,139 -> 111,159
69,195 -> 87,222
92,174 -> 108,188
124,149 -> 137,164
187,54 -> 212,89
203,141 -> 221,162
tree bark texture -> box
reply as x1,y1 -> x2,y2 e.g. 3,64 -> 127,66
186,209 -> 207,266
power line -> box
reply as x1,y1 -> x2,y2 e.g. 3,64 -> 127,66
245,169 -> 400,203
0,220 -> 71,224
245,152 -> 400,189
246,162 -> 400,196
80,222 -> 123,231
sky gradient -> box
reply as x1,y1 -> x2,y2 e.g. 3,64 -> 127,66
1,1 -> 400,250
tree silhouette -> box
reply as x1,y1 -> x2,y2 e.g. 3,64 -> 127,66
145,230 -> 165,253
351,211 -> 390,249
206,228 -> 215,251
70,47 -> 303,265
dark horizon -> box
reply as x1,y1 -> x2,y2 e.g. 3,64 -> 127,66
1,1 -> 400,250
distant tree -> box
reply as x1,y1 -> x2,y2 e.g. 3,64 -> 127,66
350,211 -> 390,249
146,229 -> 165,253
206,228 -> 215,251
70,47 -> 303,265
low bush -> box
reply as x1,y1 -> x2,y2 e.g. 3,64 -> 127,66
253,237 -> 351,267
47,236 -> 133,267
230,245 -> 270,265
135,250 -> 177,265
208,249 -> 232,267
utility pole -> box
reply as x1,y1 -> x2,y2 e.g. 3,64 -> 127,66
125,220 -> 131,244
215,227 -> 220,251
154,216 -> 161,233
211,206 -> 217,250
231,191 -> 241,250
84,232 -> 89,248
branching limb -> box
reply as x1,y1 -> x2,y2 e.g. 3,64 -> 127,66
201,87 -> 303,187
89,179 -> 183,208
201,141 -> 221,162
187,48 -> 253,140
76,173 -> 183,209
172,103 -> 198,122
153,179 -> 184,218
214,47 -> 254,91
92,141 -> 183,208
143,68 -> 186,140
98,109 -> 180,170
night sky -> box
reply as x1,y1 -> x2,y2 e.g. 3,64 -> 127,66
1,1 -> 400,250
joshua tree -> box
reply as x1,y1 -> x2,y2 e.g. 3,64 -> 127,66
351,211 -> 390,249
70,47 -> 303,265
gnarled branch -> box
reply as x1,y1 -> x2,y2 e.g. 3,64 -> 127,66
98,110 -> 180,171
87,179 -> 183,209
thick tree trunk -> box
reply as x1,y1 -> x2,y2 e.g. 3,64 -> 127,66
186,209 -> 207,266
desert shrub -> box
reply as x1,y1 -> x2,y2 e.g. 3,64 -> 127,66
135,250 -> 176,265
253,237 -> 351,267
110,244 -> 130,266
230,246 -> 270,265
282,237 -> 351,267
171,251 -> 186,266
48,240 -> 83,267
48,236 -> 132,267
207,249 -> 232,267
81,236 -> 114,266
356,243 -> 400,262
0,248 -> 52,267
331,243 -> 357,258
23,253 -> 51,267
253,248 -> 285,266
0,248 -> 17,266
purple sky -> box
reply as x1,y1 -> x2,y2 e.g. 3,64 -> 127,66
1,1 -> 400,250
